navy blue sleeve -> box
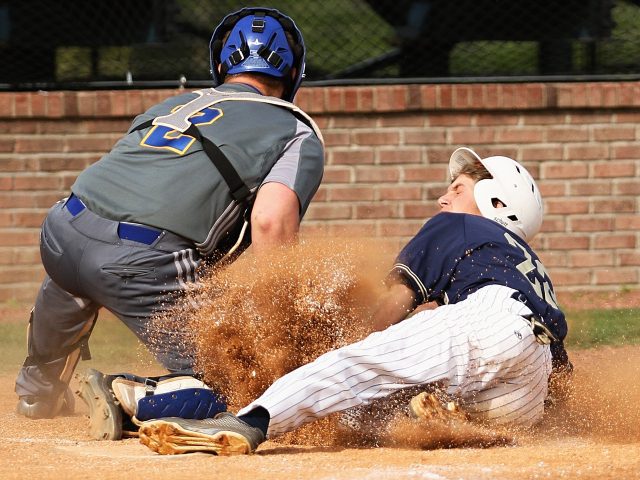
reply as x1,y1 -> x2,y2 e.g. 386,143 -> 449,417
390,213 -> 468,305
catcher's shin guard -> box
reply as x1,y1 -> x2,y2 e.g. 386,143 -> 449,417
76,369 -> 123,440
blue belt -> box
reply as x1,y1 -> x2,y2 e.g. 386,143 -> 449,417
65,194 -> 162,245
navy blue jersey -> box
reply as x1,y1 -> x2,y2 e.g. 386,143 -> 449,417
391,212 -> 567,342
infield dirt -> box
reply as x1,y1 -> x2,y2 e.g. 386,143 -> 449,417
2,238 -> 640,479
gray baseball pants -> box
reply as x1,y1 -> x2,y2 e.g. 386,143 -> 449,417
15,195 -> 202,401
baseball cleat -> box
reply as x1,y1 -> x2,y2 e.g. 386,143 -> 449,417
139,412 -> 265,455
409,391 -> 467,423
16,386 -> 75,419
76,368 -> 123,440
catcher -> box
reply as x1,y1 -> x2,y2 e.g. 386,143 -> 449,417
14,6 -> 324,440
138,147 -> 572,455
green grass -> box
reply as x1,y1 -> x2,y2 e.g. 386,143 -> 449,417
565,307 -> 640,349
0,311 -> 159,375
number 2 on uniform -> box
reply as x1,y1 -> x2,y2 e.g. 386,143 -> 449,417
140,105 -> 223,155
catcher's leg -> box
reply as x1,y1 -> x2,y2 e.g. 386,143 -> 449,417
15,275 -> 99,419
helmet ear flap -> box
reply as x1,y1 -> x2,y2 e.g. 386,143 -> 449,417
210,39 -> 223,64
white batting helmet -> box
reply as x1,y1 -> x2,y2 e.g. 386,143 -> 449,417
449,147 -> 543,241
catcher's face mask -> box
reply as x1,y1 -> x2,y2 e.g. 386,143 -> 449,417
209,7 -> 306,102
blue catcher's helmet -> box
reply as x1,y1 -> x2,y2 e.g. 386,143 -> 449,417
209,7 -> 306,102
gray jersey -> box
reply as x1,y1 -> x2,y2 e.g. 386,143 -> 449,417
72,83 -> 324,254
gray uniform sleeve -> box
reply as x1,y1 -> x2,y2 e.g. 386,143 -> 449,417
261,118 -> 324,217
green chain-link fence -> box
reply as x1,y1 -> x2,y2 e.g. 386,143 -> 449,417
1,0 -> 639,90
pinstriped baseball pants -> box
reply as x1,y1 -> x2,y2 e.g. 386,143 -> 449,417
239,284 -> 552,438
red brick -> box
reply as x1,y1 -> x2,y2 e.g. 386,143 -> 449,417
64,136 -> 116,153
538,182 -> 567,196
379,115 -> 425,128
569,216 -> 614,232
15,137 -> 64,153
614,215 -> 640,231
355,204 -> 398,219
13,175 -> 61,190
566,144 -> 609,161
593,199 -> 636,214
546,127 -> 589,142
0,94 -> 14,116
46,92 -> 65,117
378,185 -> 422,201
569,181 -> 611,196
521,146 -> 563,163
612,145 -> 640,160
523,112 -> 568,125
614,180 -> 640,195
593,161 -> 635,178
37,156 -> 92,172
358,88 -> 374,111
330,150 -> 375,165
540,217 -> 567,232
594,268 -> 638,285
304,203 -> 352,220
320,131 -> 350,148
332,116 -> 377,128
594,234 -> 637,249
14,93 -> 31,116
496,127 -> 544,143
404,129 -> 446,145
546,235 -> 590,250
85,120 -> 131,134
354,166 -> 400,183
344,89 -> 358,113
427,113 -> 473,127
30,93 -> 47,117
551,269 -> 593,286
310,187 -> 327,202
541,162 -> 588,179
614,111 -> 640,123
0,138 -> 15,152
419,85 -> 437,109
537,251 -> 568,267
542,199 -> 590,215
592,126 -> 636,141
403,166 -> 447,182
449,128 -> 496,145
12,211 -> 47,227
0,265 -> 44,283
328,186 -> 376,202
619,251 -> 640,266
568,112 -> 613,124
569,251 -> 614,267
476,113 -> 519,126
327,88 -> 344,111
353,130 -> 400,146
378,148 -> 422,165
402,202 -> 439,219
322,167 -> 352,183
375,86 -> 407,111
437,85 -> 453,109
0,229 -> 40,246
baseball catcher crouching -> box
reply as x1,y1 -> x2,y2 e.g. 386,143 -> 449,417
76,369 -> 226,440
14,3 -> 323,430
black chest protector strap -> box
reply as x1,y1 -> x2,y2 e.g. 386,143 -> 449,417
130,120 -> 251,203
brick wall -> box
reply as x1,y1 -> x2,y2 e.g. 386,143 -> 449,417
0,82 -> 639,301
